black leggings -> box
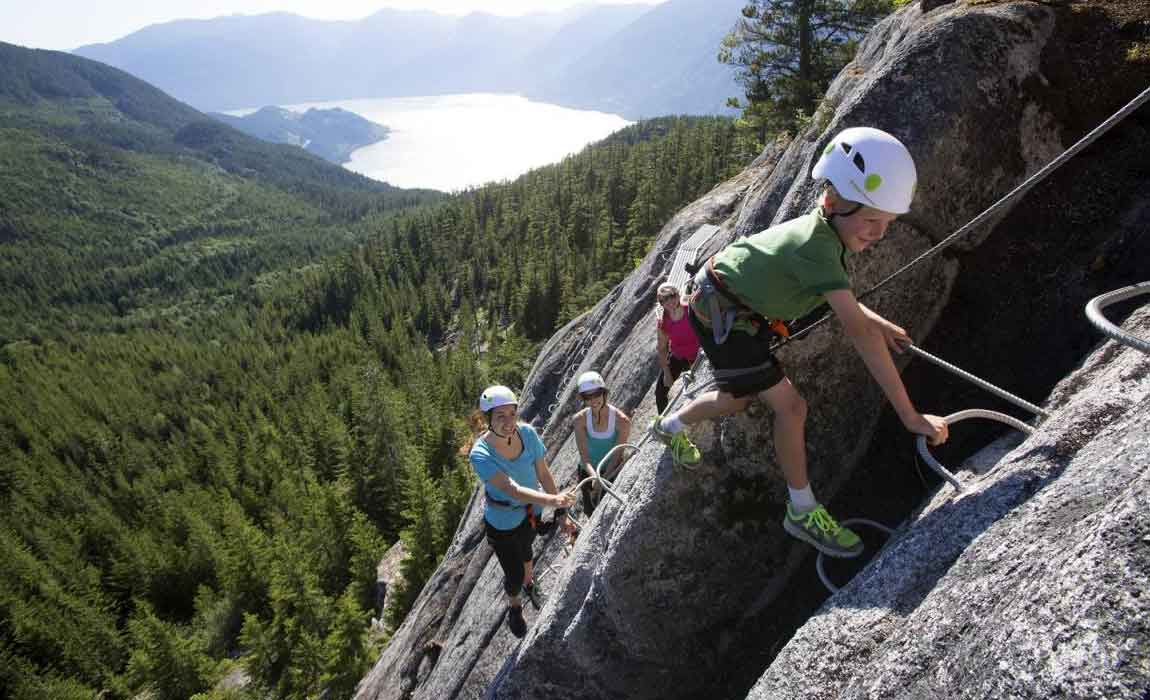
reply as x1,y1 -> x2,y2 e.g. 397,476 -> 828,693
485,517 -> 536,597
656,354 -> 694,414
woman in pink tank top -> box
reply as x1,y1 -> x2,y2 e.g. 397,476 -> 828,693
655,283 -> 700,414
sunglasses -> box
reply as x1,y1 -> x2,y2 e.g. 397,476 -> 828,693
658,295 -> 678,302
579,390 -> 606,401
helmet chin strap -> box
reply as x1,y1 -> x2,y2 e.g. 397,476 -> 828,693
489,423 -> 514,445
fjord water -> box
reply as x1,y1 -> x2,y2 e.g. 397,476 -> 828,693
238,93 -> 632,192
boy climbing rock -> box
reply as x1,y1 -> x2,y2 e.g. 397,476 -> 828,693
651,126 -> 949,558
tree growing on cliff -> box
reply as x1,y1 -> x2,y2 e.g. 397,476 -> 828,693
719,0 -> 893,143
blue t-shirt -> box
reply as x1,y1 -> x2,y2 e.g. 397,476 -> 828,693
470,423 -> 547,530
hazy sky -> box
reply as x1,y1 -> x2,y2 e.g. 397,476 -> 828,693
2,0 -> 666,51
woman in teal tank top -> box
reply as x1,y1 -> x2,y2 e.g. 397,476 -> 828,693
572,371 -> 632,515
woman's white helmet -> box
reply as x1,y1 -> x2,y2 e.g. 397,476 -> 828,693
576,371 -> 606,394
812,127 -> 917,215
479,385 -> 517,413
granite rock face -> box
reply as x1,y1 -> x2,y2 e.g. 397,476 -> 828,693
746,303 -> 1150,700
353,1 -> 1150,698
352,153 -> 779,700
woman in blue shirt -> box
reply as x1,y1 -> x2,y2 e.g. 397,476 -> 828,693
469,385 -> 576,638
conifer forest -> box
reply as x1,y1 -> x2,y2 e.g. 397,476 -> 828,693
0,48 -> 751,698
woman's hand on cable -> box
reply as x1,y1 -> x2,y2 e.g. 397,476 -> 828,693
551,491 -> 577,510
905,413 -> 949,446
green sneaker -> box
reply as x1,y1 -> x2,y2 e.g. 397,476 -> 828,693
649,418 -> 701,466
783,504 -> 863,558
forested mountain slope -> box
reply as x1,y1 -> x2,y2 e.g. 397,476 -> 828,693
210,106 -> 391,165
352,0 -> 1150,697
0,42 -> 437,342
0,42 -> 751,700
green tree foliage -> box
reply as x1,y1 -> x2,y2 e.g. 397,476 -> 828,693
384,455 -> 446,631
719,0 -> 893,142
321,590 -> 374,699
1,86 -> 748,698
125,602 -> 213,700
281,116 -> 748,346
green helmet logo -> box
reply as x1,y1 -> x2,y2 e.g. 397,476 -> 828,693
811,127 -> 917,214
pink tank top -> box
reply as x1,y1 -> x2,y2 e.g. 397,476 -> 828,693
658,305 -> 700,362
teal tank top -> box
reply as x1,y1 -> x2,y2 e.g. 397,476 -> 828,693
586,406 -> 619,472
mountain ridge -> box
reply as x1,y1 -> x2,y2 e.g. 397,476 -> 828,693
210,106 -> 390,164
71,0 -> 741,118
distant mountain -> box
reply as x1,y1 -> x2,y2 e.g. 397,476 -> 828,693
0,41 -> 406,197
74,12 -> 380,110
211,106 -> 390,164
525,0 -> 747,117
71,0 -> 741,118
517,3 -> 654,82
0,41 -> 439,338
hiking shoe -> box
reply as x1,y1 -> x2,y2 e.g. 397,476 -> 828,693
782,504 -> 863,558
649,418 -> 701,466
507,605 -> 526,638
522,581 -> 543,611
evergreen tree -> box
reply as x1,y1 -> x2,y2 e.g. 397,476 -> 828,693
384,454 -> 444,631
719,0 -> 892,141
239,544 -> 328,700
125,602 -> 212,700
320,590 -> 372,700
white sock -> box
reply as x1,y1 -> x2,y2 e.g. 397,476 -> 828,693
660,415 -> 684,433
788,485 -> 818,514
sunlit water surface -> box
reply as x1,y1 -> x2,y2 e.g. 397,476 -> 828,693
233,93 -> 632,192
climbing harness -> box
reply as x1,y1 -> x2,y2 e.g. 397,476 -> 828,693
485,493 -> 529,511
696,262 -> 740,346
685,257 -> 792,346
1086,281 -> 1150,354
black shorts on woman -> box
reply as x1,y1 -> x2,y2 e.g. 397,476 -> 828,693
485,516 -> 536,596
687,308 -> 785,398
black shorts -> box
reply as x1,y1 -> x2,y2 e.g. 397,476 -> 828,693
485,516 -> 536,596
689,307 -> 785,398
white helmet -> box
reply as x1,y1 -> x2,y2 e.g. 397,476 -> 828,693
479,385 -> 517,413
576,371 -> 606,394
812,127 -> 917,215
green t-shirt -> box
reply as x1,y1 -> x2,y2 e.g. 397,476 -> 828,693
712,209 -> 851,320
